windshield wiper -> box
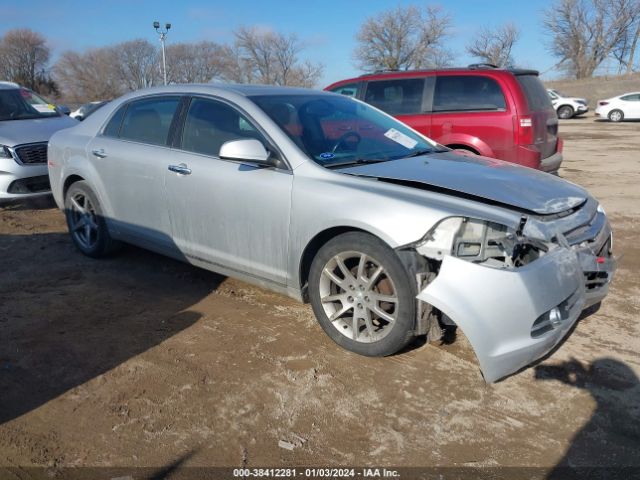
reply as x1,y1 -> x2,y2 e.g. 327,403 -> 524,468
324,158 -> 389,169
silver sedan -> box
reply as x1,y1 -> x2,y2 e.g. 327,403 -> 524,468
47,85 -> 615,382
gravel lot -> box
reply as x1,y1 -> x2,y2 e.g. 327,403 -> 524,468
1,117 -> 638,477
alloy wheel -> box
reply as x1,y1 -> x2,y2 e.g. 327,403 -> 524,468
319,251 -> 398,343
68,192 -> 99,250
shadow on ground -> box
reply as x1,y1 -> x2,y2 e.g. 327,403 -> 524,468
0,229 -> 225,425
536,358 -> 640,479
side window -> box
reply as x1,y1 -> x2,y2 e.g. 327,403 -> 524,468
621,94 -> 640,101
103,105 -> 126,137
118,97 -> 180,146
433,76 -> 506,112
364,78 -> 425,115
330,83 -> 359,97
182,98 -> 267,157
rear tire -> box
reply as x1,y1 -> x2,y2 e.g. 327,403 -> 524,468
608,109 -> 624,122
64,181 -> 120,258
557,105 -> 574,119
308,232 -> 416,356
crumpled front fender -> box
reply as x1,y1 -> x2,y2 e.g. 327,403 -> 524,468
417,248 -> 585,382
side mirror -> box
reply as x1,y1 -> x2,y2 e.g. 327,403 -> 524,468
56,105 -> 71,115
219,138 -> 274,165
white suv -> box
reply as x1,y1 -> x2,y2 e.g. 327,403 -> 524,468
0,81 -> 76,200
547,89 -> 589,119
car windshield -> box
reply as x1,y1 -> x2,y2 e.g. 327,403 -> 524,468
250,94 -> 442,167
0,88 -> 60,121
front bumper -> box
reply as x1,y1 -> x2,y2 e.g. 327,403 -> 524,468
0,157 -> 50,199
417,245 -> 615,383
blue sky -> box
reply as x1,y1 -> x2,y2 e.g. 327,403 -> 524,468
2,0 -> 566,86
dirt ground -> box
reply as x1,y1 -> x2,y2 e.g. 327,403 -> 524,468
1,117 -> 639,478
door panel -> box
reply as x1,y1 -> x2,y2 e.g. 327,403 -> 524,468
87,137 -> 175,249
87,95 -> 180,250
164,152 -> 292,284
164,96 -> 292,285
431,75 -> 513,159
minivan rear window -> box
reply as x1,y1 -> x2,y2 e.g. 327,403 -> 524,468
516,75 -> 554,112
433,75 -> 506,112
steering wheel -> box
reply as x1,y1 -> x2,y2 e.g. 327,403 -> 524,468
331,131 -> 361,153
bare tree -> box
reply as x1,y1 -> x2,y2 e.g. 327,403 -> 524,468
466,23 -> 520,67
626,21 -> 640,73
166,41 -> 227,83
233,27 -> 323,86
614,19 -> 640,73
0,29 -> 50,90
544,0 -> 640,78
353,5 -> 452,71
53,48 -> 124,103
114,39 -> 159,90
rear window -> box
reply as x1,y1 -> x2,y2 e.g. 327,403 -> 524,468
330,83 -> 359,98
364,78 -> 425,115
433,75 -> 506,112
118,97 -> 180,146
516,75 -> 554,112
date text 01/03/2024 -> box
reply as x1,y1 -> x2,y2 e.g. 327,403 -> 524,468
232,468 -> 400,478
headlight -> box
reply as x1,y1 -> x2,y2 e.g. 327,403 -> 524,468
0,145 -> 12,159
416,217 -> 548,268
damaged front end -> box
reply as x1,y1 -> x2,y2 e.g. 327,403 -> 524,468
401,206 -> 616,383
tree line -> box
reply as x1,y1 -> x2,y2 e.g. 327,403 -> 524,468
0,27 -> 325,102
1,0 -> 639,102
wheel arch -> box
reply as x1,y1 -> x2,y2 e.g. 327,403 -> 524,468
446,144 -> 480,155
438,133 -> 493,157
298,226 -> 375,301
63,174 -> 86,199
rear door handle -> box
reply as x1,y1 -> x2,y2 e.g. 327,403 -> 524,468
168,163 -> 192,175
91,148 -> 107,158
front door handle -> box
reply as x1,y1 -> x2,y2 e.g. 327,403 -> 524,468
92,148 -> 107,158
168,163 -> 192,175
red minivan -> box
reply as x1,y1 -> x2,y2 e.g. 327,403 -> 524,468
325,66 -> 563,173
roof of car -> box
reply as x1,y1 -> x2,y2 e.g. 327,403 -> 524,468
357,67 -> 539,77
0,81 -> 20,90
125,83 -> 323,98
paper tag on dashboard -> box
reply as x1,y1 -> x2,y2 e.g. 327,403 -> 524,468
32,104 -> 54,113
384,128 -> 418,149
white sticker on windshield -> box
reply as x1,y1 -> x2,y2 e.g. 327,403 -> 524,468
32,104 -> 54,113
384,128 -> 418,149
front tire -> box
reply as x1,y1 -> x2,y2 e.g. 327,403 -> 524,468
608,109 -> 624,122
308,232 -> 416,356
557,105 -> 574,119
64,181 -> 120,258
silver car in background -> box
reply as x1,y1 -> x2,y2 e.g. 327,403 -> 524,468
47,85 -> 615,382
0,81 -> 77,199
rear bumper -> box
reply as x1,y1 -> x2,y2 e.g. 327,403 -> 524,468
540,150 -> 563,174
417,244 -> 615,383
515,137 -> 563,173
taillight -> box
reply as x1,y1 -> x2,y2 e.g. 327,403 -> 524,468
598,101 -> 609,106
517,115 -> 533,145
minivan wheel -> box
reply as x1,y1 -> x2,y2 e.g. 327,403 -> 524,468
308,232 -> 416,356
64,181 -> 120,258
557,105 -> 574,119
608,109 -> 624,122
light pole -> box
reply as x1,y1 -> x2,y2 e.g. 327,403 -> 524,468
153,21 -> 171,85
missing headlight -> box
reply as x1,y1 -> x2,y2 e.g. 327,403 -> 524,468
416,217 -> 548,268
